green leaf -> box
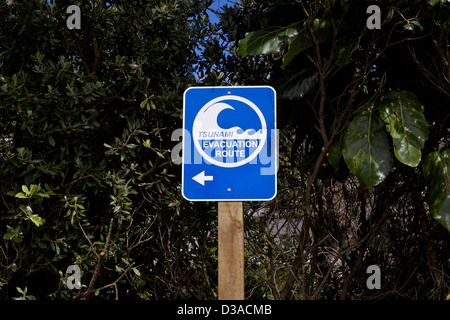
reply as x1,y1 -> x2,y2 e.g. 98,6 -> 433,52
132,267 -> 141,276
21,205 -> 45,226
410,20 -> 423,31
333,36 -> 360,67
37,193 -> 50,198
3,233 -> 12,240
115,265 -> 124,273
29,184 -> 39,196
276,69 -> 318,100
38,241 -> 47,249
44,184 -> 57,195
328,132 -> 345,170
143,139 -> 151,148
3,226 -> 23,243
22,185 -> 29,195
282,19 -> 332,69
282,29 -> 312,69
140,99 -> 149,110
126,144 -> 137,149
156,151 -> 165,159
48,135 -> 56,147
29,214 -> 46,227
403,23 -> 414,31
15,192 -> 28,199
238,27 -> 297,57
13,236 -> 23,244
343,103 -> 393,188
428,0 -> 439,6
403,20 -> 424,32
423,150 -> 450,232
386,8 -> 394,22
19,205 -> 32,215
379,91 -> 429,167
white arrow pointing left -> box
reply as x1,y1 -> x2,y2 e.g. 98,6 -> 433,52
192,171 -> 213,186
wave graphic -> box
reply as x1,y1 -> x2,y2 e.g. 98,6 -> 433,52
193,102 -> 263,140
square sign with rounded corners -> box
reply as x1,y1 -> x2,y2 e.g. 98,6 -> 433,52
182,86 -> 277,201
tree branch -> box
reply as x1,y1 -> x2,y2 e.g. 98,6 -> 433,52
73,218 -> 114,299
137,150 -> 170,180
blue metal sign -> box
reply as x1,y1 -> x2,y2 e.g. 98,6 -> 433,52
182,86 -> 277,201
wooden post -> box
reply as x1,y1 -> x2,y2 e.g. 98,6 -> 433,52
218,201 -> 244,300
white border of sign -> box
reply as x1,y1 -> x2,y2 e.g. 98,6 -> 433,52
182,86 -> 278,202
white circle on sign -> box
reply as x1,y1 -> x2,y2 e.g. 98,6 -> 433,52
192,95 -> 267,168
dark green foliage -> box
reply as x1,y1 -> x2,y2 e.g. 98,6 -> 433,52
1,0 -> 449,301
0,0 -> 217,299
234,0 -> 449,299
342,103 -> 393,189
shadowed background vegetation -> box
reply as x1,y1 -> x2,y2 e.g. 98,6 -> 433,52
0,0 -> 449,300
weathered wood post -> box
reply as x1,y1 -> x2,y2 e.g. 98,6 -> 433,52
218,201 -> 244,300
